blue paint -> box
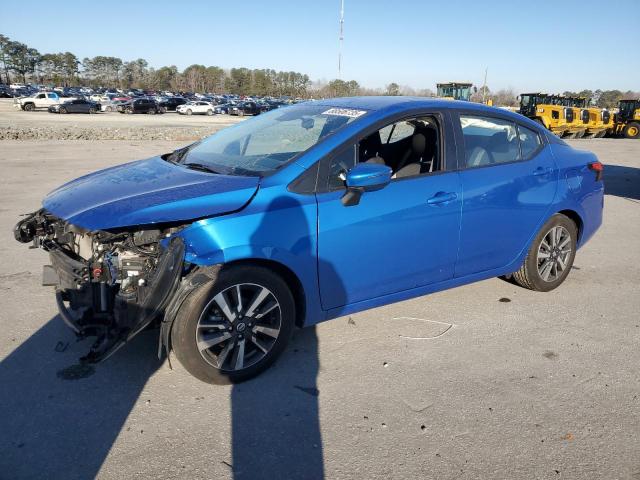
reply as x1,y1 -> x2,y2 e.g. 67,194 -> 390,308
41,98 -> 604,327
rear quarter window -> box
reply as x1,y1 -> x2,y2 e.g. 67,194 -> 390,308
517,125 -> 542,159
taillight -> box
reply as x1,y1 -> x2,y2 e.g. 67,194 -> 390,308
588,161 -> 603,181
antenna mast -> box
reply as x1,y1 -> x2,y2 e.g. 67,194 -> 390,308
338,0 -> 344,79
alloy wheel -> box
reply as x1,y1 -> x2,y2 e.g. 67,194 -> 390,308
537,226 -> 572,282
195,283 -> 281,372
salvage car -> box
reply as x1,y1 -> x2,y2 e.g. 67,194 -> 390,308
158,96 -> 187,111
14,91 -> 77,111
48,99 -> 100,114
14,97 -> 604,384
229,101 -> 261,116
117,98 -> 161,114
177,101 -> 215,116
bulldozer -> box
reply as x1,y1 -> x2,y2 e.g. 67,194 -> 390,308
612,99 -> 640,139
519,93 -> 570,136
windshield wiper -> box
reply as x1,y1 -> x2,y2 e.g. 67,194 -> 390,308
183,163 -> 220,174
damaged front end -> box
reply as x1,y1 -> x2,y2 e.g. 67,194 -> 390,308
14,209 -> 186,363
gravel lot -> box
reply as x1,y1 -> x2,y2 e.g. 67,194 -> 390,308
0,98 -> 243,140
0,129 -> 638,479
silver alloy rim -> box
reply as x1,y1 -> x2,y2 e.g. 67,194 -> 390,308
195,283 -> 281,371
537,226 -> 572,282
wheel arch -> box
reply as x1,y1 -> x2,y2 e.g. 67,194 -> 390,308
223,258 -> 307,328
556,209 -> 584,243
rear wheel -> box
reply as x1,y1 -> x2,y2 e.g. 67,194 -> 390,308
206,109 -> 213,116
171,265 -> 295,384
106,106 -> 113,112
623,122 -> 640,139
512,214 -> 577,292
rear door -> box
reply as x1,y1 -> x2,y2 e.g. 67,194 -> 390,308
453,112 -> 558,277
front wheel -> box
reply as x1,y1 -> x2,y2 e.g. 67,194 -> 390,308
623,122 -> 640,139
171,265 -> 295,384
512,214 -> 577,292
59,107 -> 67,114
186,109 -> 192,115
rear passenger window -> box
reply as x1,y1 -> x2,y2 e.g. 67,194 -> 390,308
460,115 -> 519,168
517,125 -> 542,159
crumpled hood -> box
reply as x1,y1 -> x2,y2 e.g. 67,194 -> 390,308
43,156 -> 260,230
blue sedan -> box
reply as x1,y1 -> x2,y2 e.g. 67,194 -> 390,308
14,97 -> 604,384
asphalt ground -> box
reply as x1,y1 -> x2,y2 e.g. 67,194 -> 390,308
0,137 -> 638,480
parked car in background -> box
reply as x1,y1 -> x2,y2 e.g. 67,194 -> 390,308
159,96 -> 187,111
229,101 -> 261,116
13,97 -> 605,384
117,98 -> 161,114
48,99 -> 101,114
101,99 -> 128,112
213,103 -> 233,114
177,101 -> 215,116
14,91 -> 78,111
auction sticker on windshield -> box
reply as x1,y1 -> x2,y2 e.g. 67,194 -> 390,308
322,108 -> 367,118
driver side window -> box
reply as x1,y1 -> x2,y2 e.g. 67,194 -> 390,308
327,115 -> 442,189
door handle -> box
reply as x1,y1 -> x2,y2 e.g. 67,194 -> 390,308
533,167 -> 553,176
427,191 -> 457,205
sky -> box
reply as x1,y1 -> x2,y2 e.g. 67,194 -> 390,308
1,0 -> 638,93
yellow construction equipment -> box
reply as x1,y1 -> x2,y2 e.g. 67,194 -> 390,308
582,106 -> 613,138
612,99 -> 640,139
436,82 -> 472,101
519,93 -> 569,136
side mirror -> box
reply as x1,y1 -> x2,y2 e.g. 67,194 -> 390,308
342,163 -> 392,206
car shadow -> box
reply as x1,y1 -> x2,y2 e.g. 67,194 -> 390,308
229,195 -> 340,480
0,315 -> 161,480
1,195 -> 339,480
604,164 -> 640,200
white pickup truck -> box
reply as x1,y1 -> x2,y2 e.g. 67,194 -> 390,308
14,92 -> 77,111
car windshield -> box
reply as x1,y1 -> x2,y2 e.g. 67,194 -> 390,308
172,104 -> 367,175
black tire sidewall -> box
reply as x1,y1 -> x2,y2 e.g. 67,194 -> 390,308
171,265 -> 295,384
524,214 -> 577,292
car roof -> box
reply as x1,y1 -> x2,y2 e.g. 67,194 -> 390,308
312,96 -> 541,129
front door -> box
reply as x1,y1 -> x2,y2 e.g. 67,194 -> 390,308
316,126 -> 462,310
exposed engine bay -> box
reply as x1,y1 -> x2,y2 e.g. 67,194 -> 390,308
14,209 -> 186,363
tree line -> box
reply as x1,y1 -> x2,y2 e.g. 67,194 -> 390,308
1,33 -> 637,104
0,34 -> 313,97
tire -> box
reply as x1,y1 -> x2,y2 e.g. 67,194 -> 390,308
106,106 -> 113,112
512,214 -> 577,292
171,265 -> 295,384
206,109 -> 213,116
127,108 -> 133,114
623,122 -> 640,139
239,110 -> 245,117
23,103 -> 35,111
148,108 -> 156,115
59,107 -> 67,114
186,109 -> 192,115
89,107 -> 96,114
